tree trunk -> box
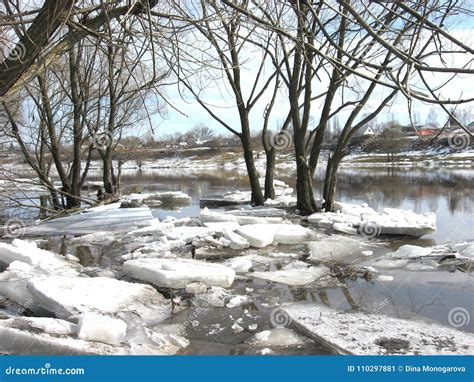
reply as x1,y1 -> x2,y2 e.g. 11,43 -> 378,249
294,128 -> 317,214
264,147 -> 276,200
67,48 -> 82,209
323,152 -> 343,212
103,149 -> 114,196
240,134 -> 265,206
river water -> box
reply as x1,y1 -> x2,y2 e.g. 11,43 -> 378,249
1,165 -> 473,354
112,166 -> 474,245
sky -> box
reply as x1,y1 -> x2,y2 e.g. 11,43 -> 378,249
136,7 -> 474,139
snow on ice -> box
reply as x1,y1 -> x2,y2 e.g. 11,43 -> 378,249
308,202 -> 437,237
123,258 -> 236,288
282,303 -> 474,355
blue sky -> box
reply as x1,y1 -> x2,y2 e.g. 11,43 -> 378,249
144,12 -> 474,139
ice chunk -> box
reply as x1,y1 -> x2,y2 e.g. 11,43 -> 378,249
200,208 -> 282,225
226,295 -> 252,308
282,303 -> 474,355
225,257 -> 253,273
28,276 -> 170,322
282,261 -> 310,270
246,328 -> 307,347
123,258 -> 235,288
333,201 -> 376,216
0,261 -> 79,316
332,223 -> 358,235
388,245 -> 432,259
162,226 -> 215,243
251,266 -> 329,286
185,282 -> 207,294
0,317 -> 124,355
203,222 -> 241,231
273,224 -> 316,244
76,313 -> 127,346
124,191 -> 191,205
222,229 -> 250,250
235,224 -> 276,248
235,223 -> 315,248
192,287 -> 231,308
377,275 -> 394,282
308,202 -> 437,237
231,322 -> 245,333
371,258 -> 409,269
0,240 -> 71,269
459,243 -> 474,258
264,195 -> 297,207
307,236 -> 364,262
225,207 -> 287,218
22,204 -> 155,236
0,317 -> 186,355
10,316 -> 75,336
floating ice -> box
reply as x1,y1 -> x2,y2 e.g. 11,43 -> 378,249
22,203 -> 155,236
251,266 -> 329,286
307,236 -> 365,262
235,224 -> 315,248
76,313 -> 127,346
388,245 -> 433,259
282,303 -> 474,355
123,258 -> 235,288
0,239 -> 71,269
246,328 -> 307,347
225,257 -> 253,273
308,202 -> 437,237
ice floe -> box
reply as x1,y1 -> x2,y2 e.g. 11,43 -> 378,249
76,313 -> 127,346
0,239 -> 72,269
225,257 -> 253,273
123,258 -> 236,288
282,303 -> 474,354
22,203 -> 155,236
235,224 -> 316,248
246,328 -> 307,347
27,276 -> 171,322
307,236 -> 368,262
251,265 -> 329,286
0,316 -> 188,355
308,202 -> 437,237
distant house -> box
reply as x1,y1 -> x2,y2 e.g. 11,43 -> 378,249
398,124 -> 423,136
354,125 -> 377,138
418,128 -> 440,137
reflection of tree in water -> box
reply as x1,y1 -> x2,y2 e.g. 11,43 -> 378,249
329,169 -> 474,214
290,285 -> 359,311
75,245 -> 95,267
448,192 -> 461,214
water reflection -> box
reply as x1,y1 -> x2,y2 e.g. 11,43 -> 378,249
1,167 -> 473,244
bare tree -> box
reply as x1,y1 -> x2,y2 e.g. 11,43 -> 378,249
221,0 -> 474,213
160,1 -> 284,205
0,0 -> 164,99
